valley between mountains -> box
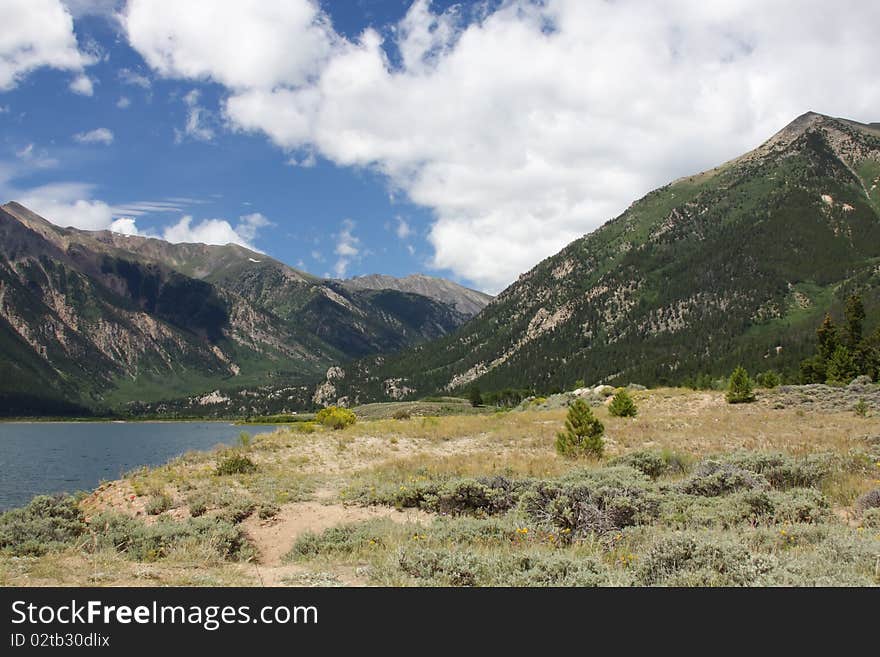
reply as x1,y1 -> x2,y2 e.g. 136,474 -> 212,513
2,111 -> 880,418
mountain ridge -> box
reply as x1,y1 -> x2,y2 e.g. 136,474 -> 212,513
0,203 -> 491,415
312,111 -> 880,405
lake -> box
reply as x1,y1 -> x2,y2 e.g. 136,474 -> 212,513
0,422 -> 278,511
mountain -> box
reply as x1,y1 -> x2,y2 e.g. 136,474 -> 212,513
0,202 -> 487,415
316,112 -> 880,404
342,274 -> 492,317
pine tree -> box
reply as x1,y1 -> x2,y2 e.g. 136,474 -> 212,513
468,385 -> 483,407
726,366 -> 756,404
556,398 -> 604,458
845,294 -> 865,347
608,389 -> 638,417
826,345 -> 856,386
816,313 -> 839,362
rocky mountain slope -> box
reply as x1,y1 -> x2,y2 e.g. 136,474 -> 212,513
0,203 -> 486,415
342,274 -> 492,317
318,112 -> 880,405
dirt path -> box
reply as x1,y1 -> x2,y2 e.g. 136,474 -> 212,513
241,501 -> 432,586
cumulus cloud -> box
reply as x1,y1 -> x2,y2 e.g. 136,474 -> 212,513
123,0 -> 335,89
117,96 -> 131,109
18,182 -> 117,231
68,74 -> 94,96
125,0 -> 880,291
0,0 -> 94,91
73,127 -> 114,145
161,214 -> 268,248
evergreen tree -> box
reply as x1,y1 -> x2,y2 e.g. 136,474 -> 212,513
816,313 -> 839,362
556,398 -> 604,458
468,385 -> 483,407
726,366 -> 756,404
845,294 -> 866,347
608,389 -> 638,417
826,345 -> 857,385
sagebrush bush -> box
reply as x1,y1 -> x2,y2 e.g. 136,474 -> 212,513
215,454 -> 257,476
220,499 -> 256,524
608,389 -> 638,417
855,488 -> 880,513
316,406 -> 357,430
556,398 -> 604,458
520,469 -> 658,537
0,495 -> 86,556
287,520 -> 394,560
394,547 -> 608,587
634,534 -> 769,586
258,503 -> 281,520
392,409 -> 411,420
145,493 -> 172,516
186,493 -> 210,517
88,513 -> 253,562
609,450 -> 689,479
861,508 -> 880,528
707,452 -> 833,490
680,460 -> 769,496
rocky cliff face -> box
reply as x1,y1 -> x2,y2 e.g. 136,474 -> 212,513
319,112 -> 880,403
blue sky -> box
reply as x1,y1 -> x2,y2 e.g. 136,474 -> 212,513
2,1 -> 879,292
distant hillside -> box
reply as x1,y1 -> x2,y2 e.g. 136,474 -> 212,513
316,112 -> 880,405
0,203 -> 480,415
342,274 -> 492,317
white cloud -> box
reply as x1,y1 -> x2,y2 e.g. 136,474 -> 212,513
117,96 -> 131,109
286,152 -> 317,168
108,216 -> 140,235
68,73 -> 94,96
18,182 -> 117,231
175,89 -> 214,142
161,214 -> 267,248
0,0 -> 94,91
61,0 -> 120,18
395,216 -> 412,239
123,0 -> 335,89
333,219 -> 360,278
125,0 -> 880,292
118,67 -> 151,89
73,127 -> 114,145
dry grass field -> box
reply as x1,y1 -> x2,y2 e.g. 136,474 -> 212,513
2,388 -> 879,586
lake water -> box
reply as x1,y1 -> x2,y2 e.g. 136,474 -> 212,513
0,422 -> 277,511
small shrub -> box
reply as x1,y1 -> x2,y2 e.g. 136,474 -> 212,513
89,513 -> 254,562
608,389 -> 638,417
679,461 -> 769,496
316,406 -> 357,430
258,503 -> 281,520
186,493 -> 209,518
855,488 -> 880,513
392,409 -> 411,420
854,399 -> 868,417
556,398 -> 604,459
287,520 -> 392,560
520,469 -> 657,536
634,534 -> 768,586
755,371 -> 781,389
609,450 -> 689,479
238,431 -> 252,449
861,508 -> 880,528
220,499 -> 256,524
0,495 -> 86,556
726,366 -> 756,404
216,454 -> 257,476
145,493 -> 172,516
